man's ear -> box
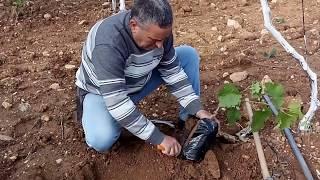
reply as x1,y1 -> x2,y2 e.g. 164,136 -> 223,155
129,19 -> 139,33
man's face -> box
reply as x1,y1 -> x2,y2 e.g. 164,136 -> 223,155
130,19 -> 172,50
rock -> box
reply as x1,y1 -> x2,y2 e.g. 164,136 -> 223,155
227,19 -> 242,29
0,3 -> 4,7
41,114 -> 50,122
56,158 -> 63,164
78,20 -> 89,25
222,72 -> 229,78
239,30 -> 257,41
211,26 -> 218,31
58,51 -> 64,56
43,13 -> 52,20
64,64 -> 76,69
102,2 -> 110,8
204,150 -> 220,178
240,0 -> 249,6
18,102 -> 31,112
313,20 -> 319,25
261,29 -> 269,35
271,0 -> 277,3
49,83 -> 60,90
217,35 -> 223,42
229,71 -> 248,82
42,51 -> 50,57
182,6 -> 192,13
9,155 -> 17,161
2,101 -> 12,109
224,81 -> 230,84
241,154 -> 250,159
220,46 -> 227,52
0,134 -> 14,141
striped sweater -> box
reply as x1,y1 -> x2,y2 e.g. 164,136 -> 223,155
75,10 -> 202,145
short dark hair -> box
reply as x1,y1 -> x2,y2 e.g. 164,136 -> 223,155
131,0 -> 173,28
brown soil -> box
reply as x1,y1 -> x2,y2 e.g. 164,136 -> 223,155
1,0 -> 320,179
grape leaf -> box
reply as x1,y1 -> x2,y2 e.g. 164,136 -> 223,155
250,82 -> 262,100
218,84 -> 242,108
265,82 -> 284,108
251,109 -> 272,132
226,107 -> 241,125
288,99 -> 303,119
276,111 -> 297,129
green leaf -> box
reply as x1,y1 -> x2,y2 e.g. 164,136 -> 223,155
250,82 -> 262,99
251,109 -> 272,132
265,82 -> 284,108
218,84 -> 242,108
226,107 -> 241,125
288,99 -> 303,119
276,111 -> 297,129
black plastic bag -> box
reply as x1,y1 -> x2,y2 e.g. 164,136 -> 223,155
181,118 -> 219,162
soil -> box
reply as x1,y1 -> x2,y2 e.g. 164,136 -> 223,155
1,0 -> 320,179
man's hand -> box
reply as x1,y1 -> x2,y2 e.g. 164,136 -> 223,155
196,110 -> 220,128
196,110 -> 215,119
159,135 -> 181,157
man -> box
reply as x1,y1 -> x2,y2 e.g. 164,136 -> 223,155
75,0 -> 216,157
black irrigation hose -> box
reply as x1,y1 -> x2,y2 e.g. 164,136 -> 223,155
263,95 -> 314,180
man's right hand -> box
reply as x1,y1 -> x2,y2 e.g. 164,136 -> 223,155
159,135 -> 181,157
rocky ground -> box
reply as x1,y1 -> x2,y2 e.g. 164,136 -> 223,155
0,0 -> 320,179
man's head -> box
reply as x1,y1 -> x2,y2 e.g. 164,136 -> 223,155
129,0 -> 173,50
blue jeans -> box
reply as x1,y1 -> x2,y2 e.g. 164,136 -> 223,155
82,45 -> 201,152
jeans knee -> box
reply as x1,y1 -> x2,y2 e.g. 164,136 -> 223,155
178,45 -> 200,67
85,131 -> 120,153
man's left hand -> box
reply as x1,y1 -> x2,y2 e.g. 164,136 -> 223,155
196,110 -> 215,120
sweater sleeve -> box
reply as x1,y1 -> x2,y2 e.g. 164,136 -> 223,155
91,44 -> 165,145
158,35 -> 203,116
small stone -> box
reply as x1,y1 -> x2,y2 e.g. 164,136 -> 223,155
182,6 -> 192,13
211,26 -> 218,31
217,35 -> 223,42
313,20 -> 319,24
56,158 -> 63,164
227,19 -> 242,29
224,81 -> 230,84
271,0 -> 277,3
240,0 -> 249,6
220,46 -> 227,52
297,144 -> 302,148
204,85 -> 208,90
64,64 -> 76,69
311,146 -> 315,149
9,156 -> 17,161
222,72 -> 229,78
290,75 -> 294,79
0,3 -> 4,7
49,83 -> 60,90
0,134 -> 14,141
58,51 -> 64,56
18,102 -> 31,112
294,137 -> 302,144
229,71 -> 248,82
41,114 -> 50,122
102,2 -> 110,8
2,101 -> 12,109
42,51 -> 50,57
78,20 -> 89,25
43,13 -> 52,20
261,29 -> 269,35
241,155 -> 250,159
